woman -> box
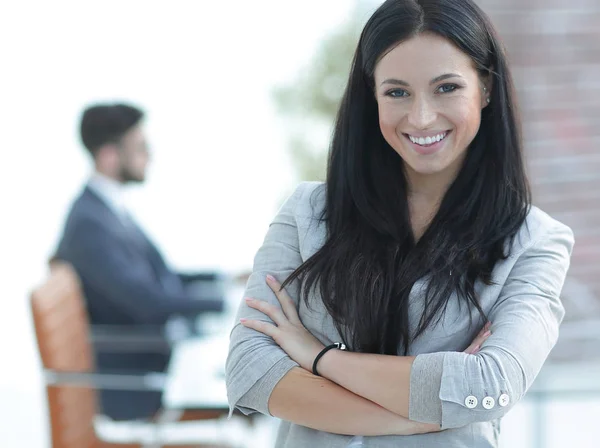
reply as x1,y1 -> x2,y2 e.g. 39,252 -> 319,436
226,0 -> 574,446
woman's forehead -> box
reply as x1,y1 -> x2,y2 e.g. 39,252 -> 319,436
374,33 -> 476,83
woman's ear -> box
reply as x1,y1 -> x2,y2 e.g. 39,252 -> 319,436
480,70 -> 494,109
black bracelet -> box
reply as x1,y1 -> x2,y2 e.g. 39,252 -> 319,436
312,342 -> 347,376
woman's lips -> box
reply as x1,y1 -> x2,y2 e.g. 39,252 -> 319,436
403,130 -> 451,155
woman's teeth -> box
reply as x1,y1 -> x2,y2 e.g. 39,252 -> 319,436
408,132 -> 448,146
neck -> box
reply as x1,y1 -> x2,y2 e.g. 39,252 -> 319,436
404,163 -> 463,242
94,165 -> 123,184
404,154 -> 466,205
406,172 -> 452,206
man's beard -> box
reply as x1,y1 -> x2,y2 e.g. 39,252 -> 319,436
118,165 -> 144,184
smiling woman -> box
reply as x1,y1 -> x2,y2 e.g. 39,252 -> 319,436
375,33 -> 491,182
225,1 -> 574,447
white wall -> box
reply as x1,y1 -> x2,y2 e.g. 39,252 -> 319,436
0,1 -> 353,446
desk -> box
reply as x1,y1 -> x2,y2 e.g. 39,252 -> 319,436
526,360 -> 600,448
162,332 -> 269,447
163,334 -> 230,412
163,282 -> 245,411
529,361 -> 600,398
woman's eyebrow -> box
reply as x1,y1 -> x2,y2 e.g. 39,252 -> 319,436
380,73 -> 463,87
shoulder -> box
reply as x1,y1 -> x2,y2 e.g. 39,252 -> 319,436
508,205 -> 574,258
285,181 -> 326,219
66,187 -> 101,217
61,192 -> 87,230
63,191 -> 114,236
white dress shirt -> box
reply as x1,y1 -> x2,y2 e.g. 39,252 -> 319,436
87,172 -> 131,224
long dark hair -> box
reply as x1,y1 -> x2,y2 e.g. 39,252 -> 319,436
283,0 -> 531,355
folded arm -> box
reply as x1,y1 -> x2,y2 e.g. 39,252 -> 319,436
244,366 -> 439,436
304,223 -> 574,428
225,183 -> 439,436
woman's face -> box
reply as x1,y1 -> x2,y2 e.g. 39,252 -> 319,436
374,32 -> 490,181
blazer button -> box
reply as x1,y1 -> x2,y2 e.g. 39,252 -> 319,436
465,395 -> 478,409
499,394 -> 510,407
482,396 -> 495,409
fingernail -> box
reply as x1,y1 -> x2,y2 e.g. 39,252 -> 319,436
266,275 -> 276,283
483,330 -> 491,337
240,318 -> 247,323
245,297 -> 253,302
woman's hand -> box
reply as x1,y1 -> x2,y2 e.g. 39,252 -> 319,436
240,275 -> 325,371
463,321 -> 492,354
241,274 -> 491,369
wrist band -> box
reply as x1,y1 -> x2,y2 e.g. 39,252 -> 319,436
312,342 -> 347,376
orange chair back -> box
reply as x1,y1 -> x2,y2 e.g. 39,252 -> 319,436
30,261 -> 101,448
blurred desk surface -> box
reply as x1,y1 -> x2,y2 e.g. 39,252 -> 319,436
163,280 -> 245,412
163,334 -> 230,412
529,360 -> 600,398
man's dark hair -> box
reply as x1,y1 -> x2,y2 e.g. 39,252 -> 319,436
80,103 -> 144,156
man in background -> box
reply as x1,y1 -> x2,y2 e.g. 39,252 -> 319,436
53,103 -> 224,420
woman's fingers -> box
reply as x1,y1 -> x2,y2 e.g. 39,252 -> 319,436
464,323 -> 492,354
266,275 -> 301,324
242,275 -> 301,328
240,318 -> 277,337
245,297 -> 288,326
476,322 -> 492,339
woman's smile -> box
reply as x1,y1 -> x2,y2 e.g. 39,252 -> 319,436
402,130 -> 452,155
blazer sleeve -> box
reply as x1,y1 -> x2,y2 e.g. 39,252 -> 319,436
225,183 -> 310,417
65,218 -> 223,325
408,221 -> 574,429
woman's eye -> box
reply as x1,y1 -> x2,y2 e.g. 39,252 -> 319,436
386,89 -> 409,98
437,84 -> 459,94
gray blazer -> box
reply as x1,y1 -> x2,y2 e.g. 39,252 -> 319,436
226,182 -> 574,447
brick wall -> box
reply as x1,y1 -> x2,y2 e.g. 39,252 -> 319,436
478,0 -> 600,309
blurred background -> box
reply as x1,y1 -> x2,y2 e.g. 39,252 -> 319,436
0,0 -> 598,447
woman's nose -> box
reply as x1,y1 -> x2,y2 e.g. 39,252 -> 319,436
407,96 -> 437,129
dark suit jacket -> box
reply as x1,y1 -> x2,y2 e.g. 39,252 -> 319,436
54,185 -> 223,420
55,186 -> 223,326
